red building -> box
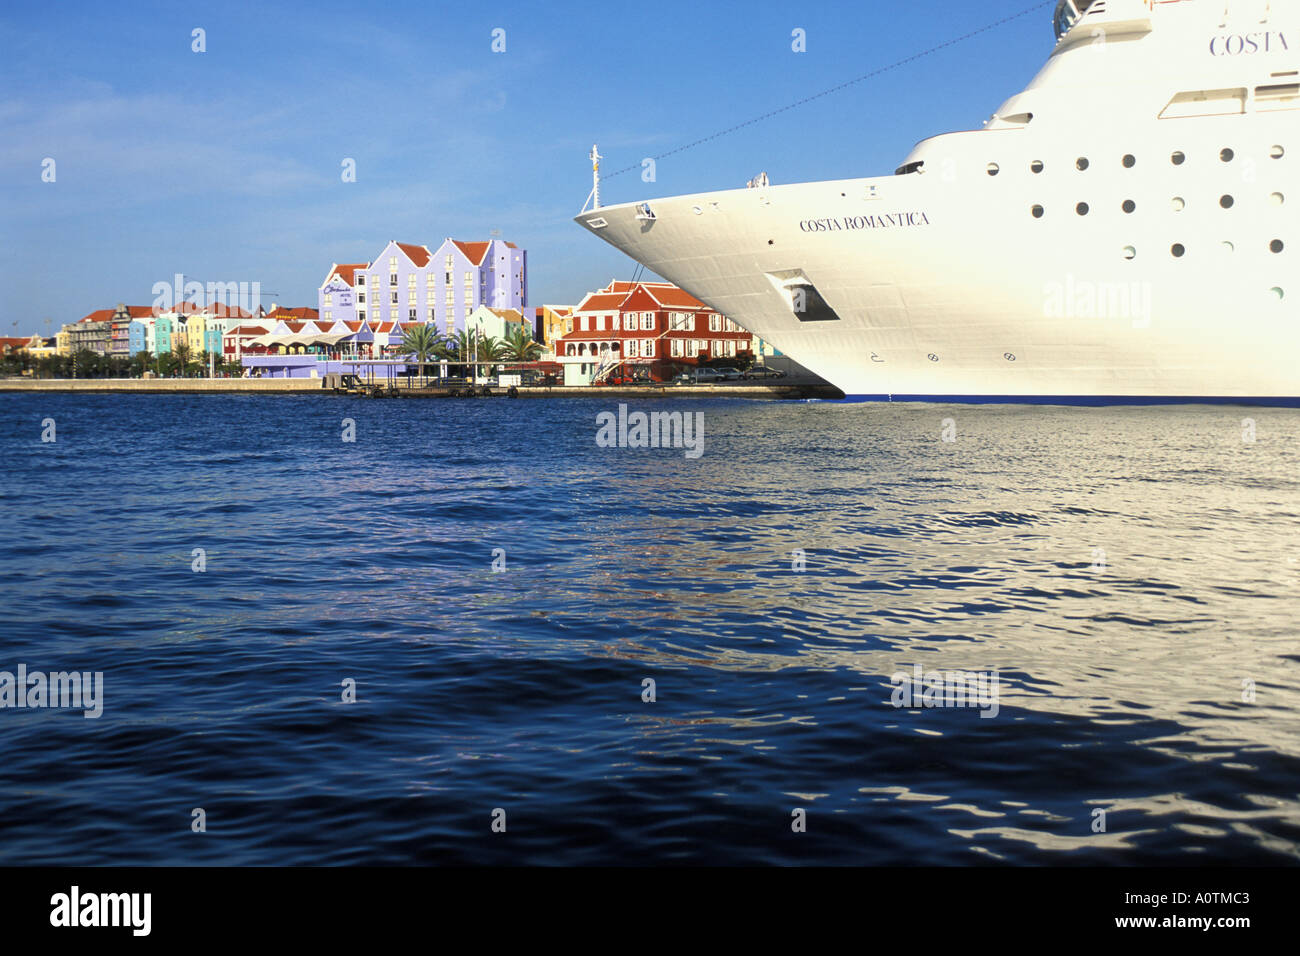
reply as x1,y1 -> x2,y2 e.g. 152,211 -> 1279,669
556,280 -> 754,384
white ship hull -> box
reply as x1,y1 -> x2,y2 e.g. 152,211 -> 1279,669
577,0 -> 1299,403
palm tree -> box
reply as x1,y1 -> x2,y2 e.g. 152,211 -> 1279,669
173,340 -> 193,377
501,325 -> 542,362
398,323 -> 441,385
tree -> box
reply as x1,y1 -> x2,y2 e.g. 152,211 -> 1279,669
173,340 -> 193,376
398,323 -> 441,385
501,325 -> 542,362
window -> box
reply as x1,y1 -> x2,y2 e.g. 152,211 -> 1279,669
428,308 -> 435,321
408,291 -> 417,304
627,339 -> 639,358
1077,202 -> 1090,215
1172,243 -> 1186,257
1122,154 -> 1136,168
642,313 -> 654,331
390,308 -> 398,319
1160,89 -> 1246,120
371,275 -> 379,287
612,315 -> 621,331
409,309 -> 417,320
1076,157 -> 1089,170
426,274 -> 435,287
644,339 -> 655,358
1122,199 -> 1136,213
389,256 -> 398,270
445,255 -> 453,270
709,315 -> 720,331
1256,83 -> 1300,111
390,274 -> 397,286
726,340 -> 735,357
323,293 -> 333,305
1031,160 -> 1044,173
595,315 -> 604,331
358,293 -> 366,303
391,292 -> 398,304
408,275 -> 416,288
565,318 -> 573,334
671,339 -> 682,357
324,310 -> 332,321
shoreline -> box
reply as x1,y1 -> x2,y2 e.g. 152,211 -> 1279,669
0,377 -> 842,399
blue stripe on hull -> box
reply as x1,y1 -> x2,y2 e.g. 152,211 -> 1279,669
833,394 -> 1300,407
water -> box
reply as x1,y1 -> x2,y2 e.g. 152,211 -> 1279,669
1,393 -> 1298,865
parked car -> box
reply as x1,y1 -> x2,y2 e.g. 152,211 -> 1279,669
741,366 -> 787,380
674,368 -> 727,384
711,367 -> 743,381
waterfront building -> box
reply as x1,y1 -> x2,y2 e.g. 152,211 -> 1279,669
536,304 -> 574,349
465,306 -> 528,344
325,238 -> 527,336
317,264 -> 368,325
187,304 -> 251,358
68,311 -> 113,354
555,280 -> 755,385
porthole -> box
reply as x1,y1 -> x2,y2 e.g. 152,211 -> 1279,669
1031,160 -> 1044,173
1220,148 -> 1235,163
1076,202 -> 1090,215
1076,157 -> 1090,170
927,353 -> 939,362
1031,204 -> 1045,218
1171,197 -> 1186,211
1122,199 -> 1136,213
1004,352 -> 1016,361
1220,195 -> 1234,208
1270,239 -> 1284,253
1122,154 -> 1136,168
1270,192 -> 1285,206
1172,243 -> 1186,257
1270,145 -> 1285,159
1122,246 -> 1136,260
1270,287 -> 1285,300
987,163 -> 1000,176
1171,150 -> 1186,165
1222,241 -> 1235,252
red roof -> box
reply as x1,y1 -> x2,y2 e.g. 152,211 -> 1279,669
451,240 -> 490,266
225,325 -> 269,336
325,263 -> 368,285
396,243 -> 431,267
0,337 -> 31,349
269,306 -> 319,319
574,292 -> 627,313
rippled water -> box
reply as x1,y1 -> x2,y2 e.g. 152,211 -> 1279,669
1,393 -> 1297,864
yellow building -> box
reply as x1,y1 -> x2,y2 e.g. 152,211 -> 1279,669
537,304 -> 574,351
56,326 -> 73,356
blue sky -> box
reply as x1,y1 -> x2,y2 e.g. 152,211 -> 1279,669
0,0 -> 1055,333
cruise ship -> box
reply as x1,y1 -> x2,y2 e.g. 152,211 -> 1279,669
575,0 -> 1298,403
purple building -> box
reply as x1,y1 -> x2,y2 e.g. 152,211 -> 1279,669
318,238 -> 527,337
